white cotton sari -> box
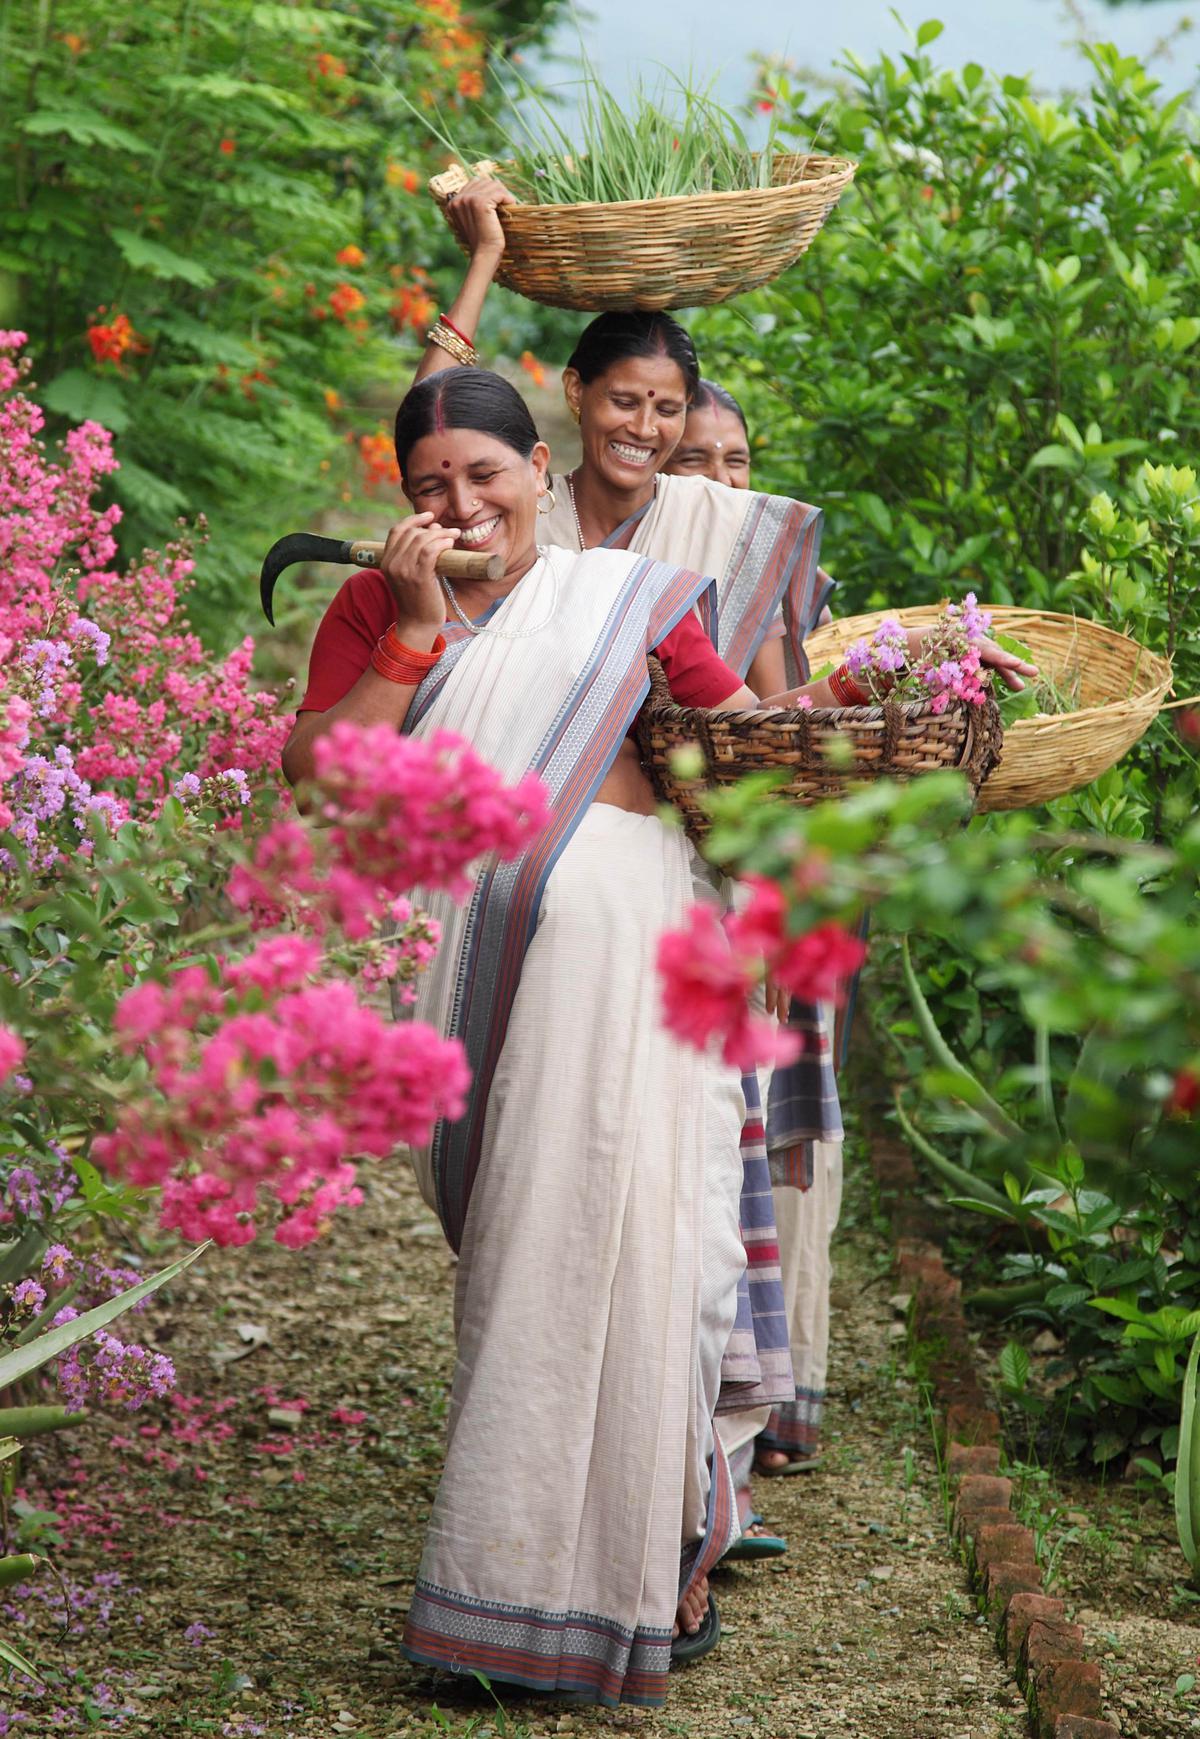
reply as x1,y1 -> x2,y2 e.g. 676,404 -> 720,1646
398,545 -> 745,1706
542,469 -> 833,683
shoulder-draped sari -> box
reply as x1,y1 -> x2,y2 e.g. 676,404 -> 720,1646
398,545 -> 745,1706
542,469 -> 834,682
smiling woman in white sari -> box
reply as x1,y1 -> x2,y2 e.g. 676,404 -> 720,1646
280,369 -> 906,1708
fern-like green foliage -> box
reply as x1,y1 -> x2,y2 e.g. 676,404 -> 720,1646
0,0 -> 540,645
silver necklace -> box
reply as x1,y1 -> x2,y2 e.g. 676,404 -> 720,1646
566,472 -> 588,551
567,470 -> 658,552
439,551 -> 558,640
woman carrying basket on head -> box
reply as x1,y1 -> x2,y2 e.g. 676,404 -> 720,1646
415,174 -> 831,701
281,368 -> 1032,1707
413,177 -> 849,1538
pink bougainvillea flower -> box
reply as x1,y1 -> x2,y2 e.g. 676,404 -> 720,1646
771,920 -> 867,1006
0,1024 -> 26,1079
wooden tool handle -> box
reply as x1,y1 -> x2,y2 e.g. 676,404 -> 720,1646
346,540 -> 504,581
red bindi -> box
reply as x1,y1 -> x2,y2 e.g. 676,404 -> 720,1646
647,389 -> 655,398
441,460 -> 451,469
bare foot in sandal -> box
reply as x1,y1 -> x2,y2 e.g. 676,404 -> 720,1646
673,1573 -> 709,1638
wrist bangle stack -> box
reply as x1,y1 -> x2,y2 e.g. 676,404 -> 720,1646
371,627 -> 446,686
429,318 -> 478,366
828,661 -> 869,707
439,313 -> 473,347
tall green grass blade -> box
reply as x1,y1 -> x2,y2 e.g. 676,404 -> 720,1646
892,1093 -> 1012,1213
900,937 -> 1025,1144
1175,1327 -> 1200,1573
1034,1021 -> 1061,1135
0,1405 -> 83,1437
0,1635 -> 40,1679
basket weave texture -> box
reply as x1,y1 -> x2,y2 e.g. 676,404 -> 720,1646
430,155 -> 857,312
805,606 -> 1173,813
636,657 -> 1003,845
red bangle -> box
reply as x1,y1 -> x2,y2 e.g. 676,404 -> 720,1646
828,662 -> 868,706
439,312 -> 473,347
371,629 -> 445,686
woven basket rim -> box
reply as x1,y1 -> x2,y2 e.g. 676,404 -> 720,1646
644,692 -> 973,726
806,604 -> 1173,707
440,152 -> 858,224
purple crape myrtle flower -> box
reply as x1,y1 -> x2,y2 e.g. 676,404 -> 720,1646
12,1277 -> 46,1313
869,617 -> 908,674
42,1243 -> 75,1285
57,1328 -> 175,1412
68,615 -> 111,667
4,1164 -> 42,1217
20,637 -> 74,716
217,767 -> 252,806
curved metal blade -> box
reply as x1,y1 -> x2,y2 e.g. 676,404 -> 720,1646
259,533 -> 351,625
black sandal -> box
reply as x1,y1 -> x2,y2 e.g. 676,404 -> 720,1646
670,1591 -> 720,1666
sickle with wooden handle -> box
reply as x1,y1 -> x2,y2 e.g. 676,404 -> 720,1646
258,532 -> 504,625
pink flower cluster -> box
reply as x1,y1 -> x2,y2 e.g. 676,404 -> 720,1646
93,715 -> 550,1247
313,721 -> 551,900
93,937 -> 471,1248
845,594 -> 994,714
657,875 -> 866,1070
229,723 -> 550,939
0,332 -> 289,864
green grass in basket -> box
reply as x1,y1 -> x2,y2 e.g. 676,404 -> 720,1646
385,40 -> 810,205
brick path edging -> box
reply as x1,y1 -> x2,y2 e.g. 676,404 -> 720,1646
869,1133 -> 1120,1739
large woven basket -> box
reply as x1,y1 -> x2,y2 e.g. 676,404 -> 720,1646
636,657 -> 1003,844
429,155 -> 857,312
805,606 -> 1173,813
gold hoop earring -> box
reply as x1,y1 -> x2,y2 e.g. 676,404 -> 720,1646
567,401 -> 581,426
537,487 -> 557,516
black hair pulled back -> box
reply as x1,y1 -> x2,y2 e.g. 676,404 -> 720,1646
393,369 -> 541,479
692,377 -> 749,436
565,312 -> 700,401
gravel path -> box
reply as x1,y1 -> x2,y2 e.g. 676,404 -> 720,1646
8,1156 -> 1027,1738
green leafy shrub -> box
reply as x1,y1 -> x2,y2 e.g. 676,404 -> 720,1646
0,0 -> 548,642
694,30 -> 1200,621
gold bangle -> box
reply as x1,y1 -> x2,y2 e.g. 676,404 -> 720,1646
428,320 -> 478,366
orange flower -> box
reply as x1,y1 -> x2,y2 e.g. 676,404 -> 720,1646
86,311 -> 148,370
323,388 -> 343,413
314,50 -> 347,80
219,137 -> 236,156
60,31 -> 87,54
386,161 -> 420,194
359,429 -> 400,491
390,279 -> 435,335
329,282 -> 367,323
457,67 -> 484,101
240,364 -> 272,400
336,244 -> 366,268
520,349 -> 546,388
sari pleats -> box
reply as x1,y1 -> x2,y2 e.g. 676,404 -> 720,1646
402,805 -> 745,1706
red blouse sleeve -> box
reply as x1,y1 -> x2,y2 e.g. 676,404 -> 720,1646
298,573 -> 740,714
298,569 -> 396,713
653,609 -> 743,708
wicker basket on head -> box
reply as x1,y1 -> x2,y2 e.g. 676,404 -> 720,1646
804,606 -> 1173,814
636,657 -> 1003,846
429,155 -> 857,312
